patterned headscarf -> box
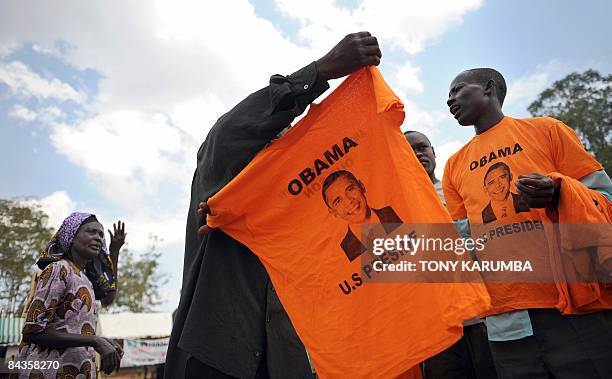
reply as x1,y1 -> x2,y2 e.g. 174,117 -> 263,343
37,212 -> 117,300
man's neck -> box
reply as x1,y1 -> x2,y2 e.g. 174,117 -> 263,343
429,174 -> 439,184
474,109 -> 505,135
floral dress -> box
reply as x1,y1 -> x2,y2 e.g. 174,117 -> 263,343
16,259 -> 97,379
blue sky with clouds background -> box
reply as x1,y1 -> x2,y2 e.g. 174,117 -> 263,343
1,0 -> 611,311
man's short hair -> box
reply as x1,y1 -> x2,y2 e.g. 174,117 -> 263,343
403,130 -> 432,146
322,170 -> 363,207
483,161 -> 511,185
464,68 -> 507,106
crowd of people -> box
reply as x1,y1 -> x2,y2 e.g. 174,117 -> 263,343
14,31 -> 611,378
169,32 -> 611,379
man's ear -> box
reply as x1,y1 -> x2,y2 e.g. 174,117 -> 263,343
432,147 -> 436,158
484,79 -> 496,97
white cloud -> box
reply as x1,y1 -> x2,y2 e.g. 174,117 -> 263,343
436,140 -> 466,180
50,110 -> 190,208
120,214 -> 186,252
31,43 -> 62,56
9,104 -> 37,121
37,191 -> 77,229
158,289 -> 181,311
400,101 -> 447,136
10,104 -> 66,124
504,72 -> 549,110
275,0 -> 483,54
274,0 -> 482,134
0,0 -> 310,113
0,60 -> 85,103
0,42 -> 15,57
0,2 -> 321,285
40,106 -> 64,122
169,95 -> 227,141
395,61 -> 424,93
397,98 -> 464,180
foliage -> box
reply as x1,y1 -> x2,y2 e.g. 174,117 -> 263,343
107,235 -> 168,313
528,69 -> 611,172
0,199 -> 53,315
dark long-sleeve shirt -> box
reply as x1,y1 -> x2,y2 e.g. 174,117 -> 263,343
165,62 -> 329,379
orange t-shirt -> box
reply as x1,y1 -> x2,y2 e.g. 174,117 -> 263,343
207,67 -> 489,378
443,116 -> 603,314
544,173 -> 612,314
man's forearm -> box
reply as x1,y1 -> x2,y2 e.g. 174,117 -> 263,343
196,32 -> 380,199
211,61 -> 329,142
196,62 -> 330,198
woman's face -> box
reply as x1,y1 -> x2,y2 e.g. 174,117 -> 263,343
71,221 -> 105,261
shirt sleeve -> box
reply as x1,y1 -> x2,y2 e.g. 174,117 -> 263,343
182,62 -> 332,290
195,61 -> 331,201
22,263 -> 67,334
442,160 -> 468,220
549,118 -> 603,179
579,170 -> 612,202
453,218 -> 472,239
579,170 -> 612,264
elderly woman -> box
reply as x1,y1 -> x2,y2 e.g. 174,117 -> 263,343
16,212 -> 125,378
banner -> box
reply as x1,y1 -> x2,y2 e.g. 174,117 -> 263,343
121,337 -> 169,367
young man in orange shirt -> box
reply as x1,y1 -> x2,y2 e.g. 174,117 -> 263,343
443,68 -> 612,378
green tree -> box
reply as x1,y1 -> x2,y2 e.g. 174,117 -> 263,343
0,199 -> 53,315
108,235 -> 168,313
528,69 -> 611,172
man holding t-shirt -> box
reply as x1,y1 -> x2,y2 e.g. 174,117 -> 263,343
165,32 -> 383,378
443,68 -> 612,378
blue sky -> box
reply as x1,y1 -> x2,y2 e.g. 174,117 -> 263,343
1,0 -> 611,311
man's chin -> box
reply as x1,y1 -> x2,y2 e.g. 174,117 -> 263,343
457,118 -> 474,126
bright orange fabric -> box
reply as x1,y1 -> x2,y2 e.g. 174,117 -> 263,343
543,173 -> 612,314
208,67 -> 490,378
443,116 -> 604,315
